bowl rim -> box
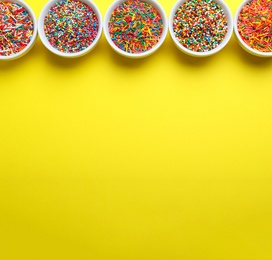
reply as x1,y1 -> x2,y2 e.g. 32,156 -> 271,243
168,0 -> 234,57
38,0 -> 103,58
233,0 -> 272,57
103,0 -> 168,59
0,0 -> 38,61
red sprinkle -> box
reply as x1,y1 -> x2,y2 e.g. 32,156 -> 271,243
237,0 -> 272,52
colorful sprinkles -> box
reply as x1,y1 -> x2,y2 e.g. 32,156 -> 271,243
237,0 -> 272,53
173,0 -> 228,52
0,1 -> 34,56
44,0 -> 99,53
108,0 -> 163,54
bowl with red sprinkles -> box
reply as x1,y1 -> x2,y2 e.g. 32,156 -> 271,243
104,0 -> 168,58
169,0 -> 233,57
234,0 -> 272,57
38,0 -> 102,58
0,0 -> 37,60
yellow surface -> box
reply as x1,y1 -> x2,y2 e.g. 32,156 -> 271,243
1,0 -> 272,259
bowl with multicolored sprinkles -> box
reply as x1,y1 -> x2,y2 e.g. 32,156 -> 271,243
104,0 -> 168,58
234,0 -> 272,57
38,0 -> 102,58
169,0 -> 233,57
0,0 -> 37,60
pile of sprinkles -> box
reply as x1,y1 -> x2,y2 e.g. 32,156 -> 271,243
173,0 -> 228,52
108,0 -> 163,54
0,1 -> 34,56
44,0 -> 99,53
237,0 -> 272,53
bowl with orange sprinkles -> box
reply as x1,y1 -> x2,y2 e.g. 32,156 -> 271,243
0,0 -> 37,60
104,0 -> 168,58
234,0 -> 272,57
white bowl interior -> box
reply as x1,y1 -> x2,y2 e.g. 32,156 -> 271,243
104,0 -> 168,58
38,0 -> 103,58
169,0 -> 233,57
233,0 -> 272,58
0,0 -> 37,61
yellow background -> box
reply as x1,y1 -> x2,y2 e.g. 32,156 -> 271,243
1,0 -> 272,259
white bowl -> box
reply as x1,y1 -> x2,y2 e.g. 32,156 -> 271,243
0,0 -> 37,61
104,0 -> 168,59
169,0 -> 233,57
234,0 -> 272,58
38,0 -> 102,58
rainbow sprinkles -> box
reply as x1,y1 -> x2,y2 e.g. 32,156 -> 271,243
43,0 -> 99,53
108,0 -> 164,54
0,1 -> 34,56
237,0 -> 272,53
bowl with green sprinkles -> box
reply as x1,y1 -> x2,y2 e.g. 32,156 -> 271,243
38,0 -> 102,58
0,0 -> 37,61
234,0 -> 272,57
104,0 -> 168,58
169,0 -> 233,57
